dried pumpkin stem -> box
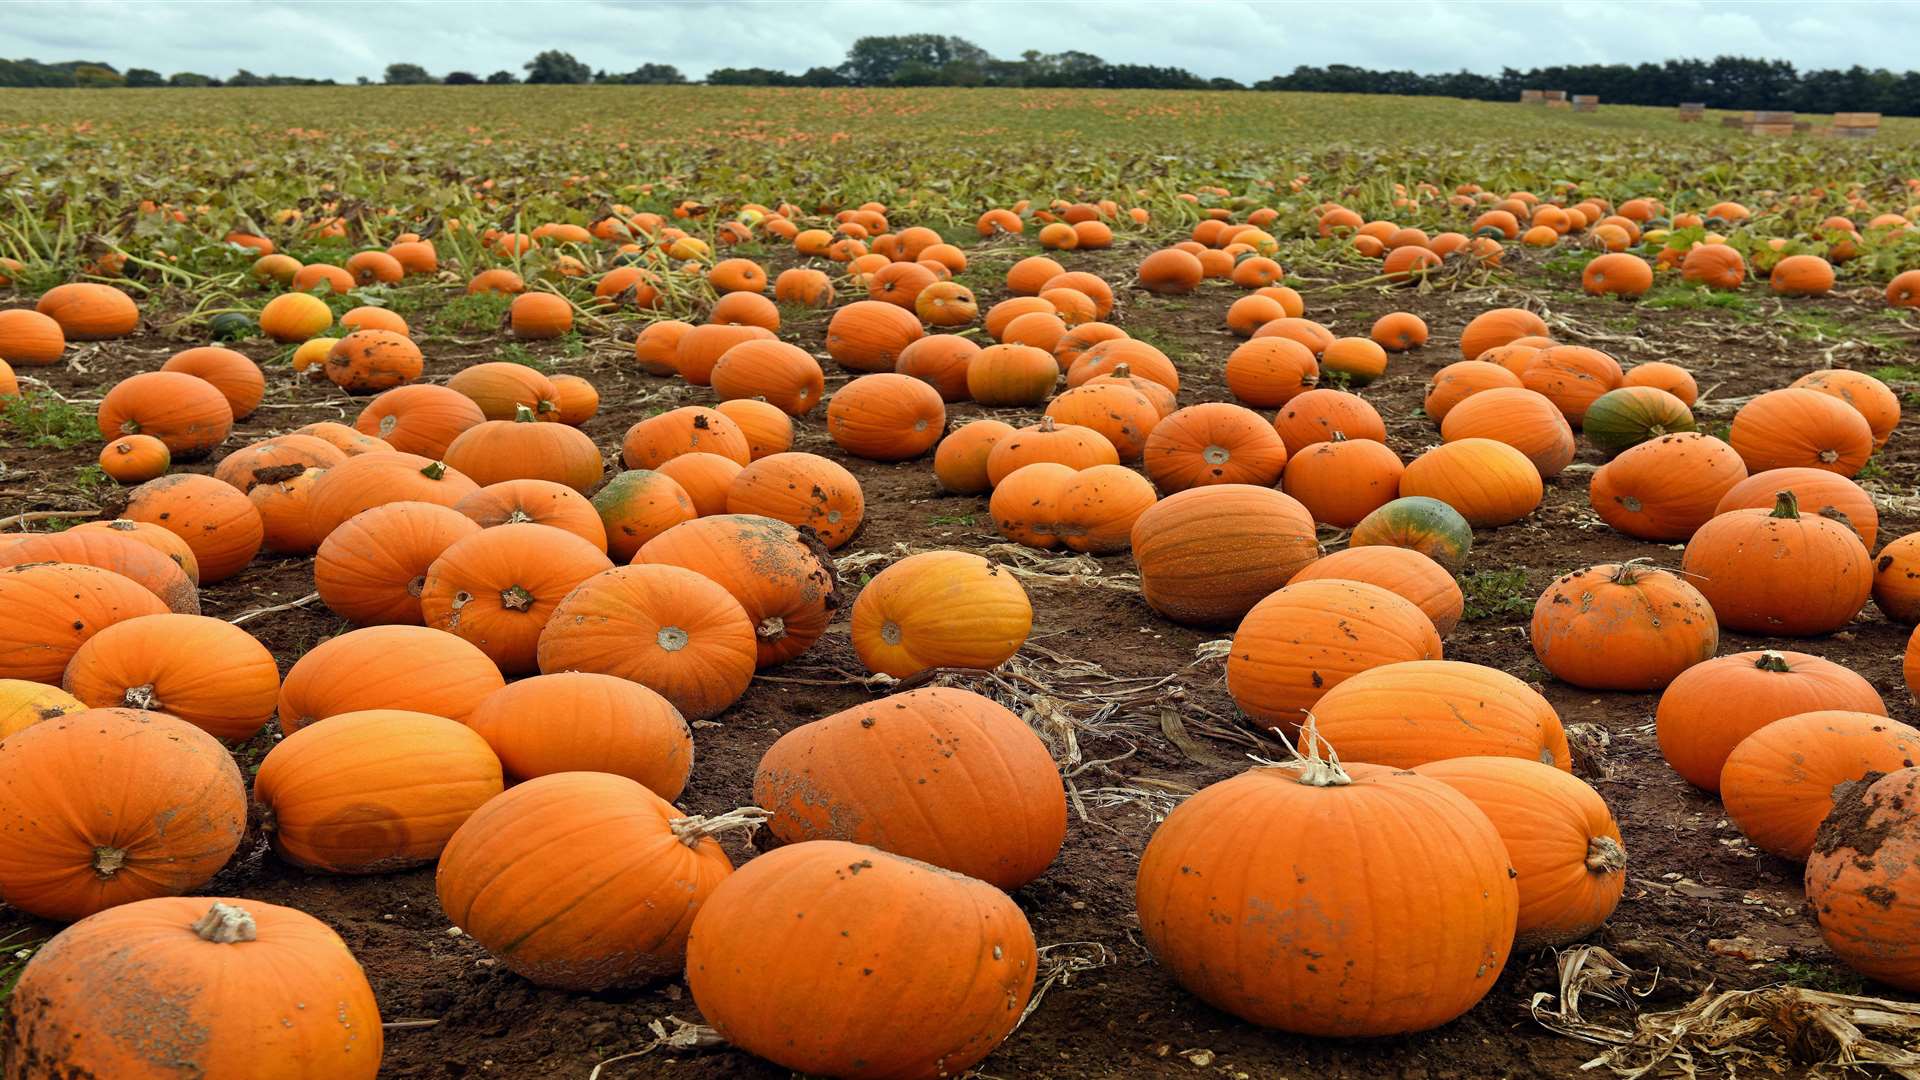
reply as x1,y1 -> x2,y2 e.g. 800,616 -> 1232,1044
1586,835 -> 1627,873
121,683 -> 160,711
191,902 -> 259,944
500,585 -> 535,612
91,845 -> 127,878
1754,650 -> 1792,673
1254,713 -> 1353,787
1769,490 -> 1800,519
669,806 -> 771,848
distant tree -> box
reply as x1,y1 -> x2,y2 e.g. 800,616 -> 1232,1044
707,66 -> 796,86
383,62 -> 435,85
612,62 -> 686,85
1207,77 -> 1244,91
486,70 -> 518,84
444,70 -> 480,85
168,71 -> 216,87
797,66 -> 847,87
124,68 -> 163,88
72,64 -> 123,88
357,76 -> 371,86
226,69 -> 267,87
523,50 -> 591,84
838,34 -> 989,85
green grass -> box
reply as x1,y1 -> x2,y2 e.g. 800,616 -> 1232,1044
1778,309 -> 1904,348
1871,364 -> 1920,382
2,391 -> 96,449
1857,454 -> 1891,481
929,513 -> 976,526
494,341 -> 554,372
0,929 -> 42,1005
1640,285 -> 1755,313
1458,569 -> 1532,621
430,292 -> 513,335
1772,960 -> 1867,995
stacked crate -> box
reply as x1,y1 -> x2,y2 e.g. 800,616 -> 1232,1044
1544,90 -> 1569,110
1678,102 -> 1706,122
1745,110 -> 1795,136
1572,95 -> 1599,113
1835,113 -> 1881,139
1520,89 -> 1545,105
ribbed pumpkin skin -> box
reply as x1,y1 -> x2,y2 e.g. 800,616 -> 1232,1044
0,679 -> 83,741
1589,433 -> 1748,541
1875,532 -> 1920,623
1400,438 -> 1542,527
1519,344 -> 1623,425
726,452 -> 865,549
710,339 -> 825,416
1282,436 -> 1403,527
1792,369 -> 1900,449
1273,388 -> 1385,455
1043,384 -> 1160,462
1425,360 -> 1522,422
1439,387 -> 1575,478
466,673 -> 692,796
754,687 -> 1066,889
1722,711 -> 1920,861
1806,768 -> 1920,990
1055,464 -> 1158,555
636,514 -> 839,667
454,479 -> 608,549
1621,361 -> 1698,405
621,405 -> 752,469
1581,386 -> 1696,456
124,473 -> 264,583
1682,494 -> 1871,636
1728,388 -> 1874,477
306,452 -> 481,541
63,614 -> 279,741
2,897 -> 382,1079
1131,485 -> 1319,627
354,384 -> 487,457
445,361 -> 559,421
1310,660 -> 1570,770
592,469 -> 696,560
1459,306 -> 1549,360
824,299 -> 924,372
252,709 -> 503,874
0,709 -> 245,921
445,410 -> 605,493
161,346 -> 266,419
536,564 -> 757,721
1226,582 -> 1443,731
678,325 -> 778,387
1290,546 -> 1464,635
1350,495 -> 1473,572
96,370 -> 234,458
36,282 -> 139,340
1531,564 -> 1718,690
212,434 -> 346,493
1412,756 -> 1626,948
990,461 -> 1074,549
419,523 -> 614,674
295,421 -> 392,456
1714,467 -> 1878,549
0,562 -> 168,683
276,625 -> 504,734
1135,764 -> 1517,1036
69,519 -> 199,582
1143,402 -> 1288,492
1223,336 -> 1318,408
0,530 -> 199,615
827,372 -> 947,461
687,841 -> 1037,1080
436,773 -> 729,990
1657,651 -> 1886,792
934,420 -> 1014,494
314,501 -> 483,625
849,551 -> 1031,679
0,308 -> 66,365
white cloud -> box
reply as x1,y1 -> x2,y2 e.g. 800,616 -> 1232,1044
0,0 -> 1912,82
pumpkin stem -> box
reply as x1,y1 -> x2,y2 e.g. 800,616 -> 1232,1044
106,518 -> 137,531
756,615 -> 787,641
1110,363 -> 1132,379
1330,431 -> 1348,443
1585,835 -> 1627,874
1257,714 -> 1353,787
1608,558 -> 1654,585
191,902 -> 259,944
92,845 -> 127,879
505,509 -> 533,524
1769,490 -> 1801,519
500,585 -> 534,612
121,683 -> 160,711
656,626 -> 689,652
512,404 -> 538,423
1754,650 -> 1792,673
669,806 -> 771,848
1037,416 -> 1057,433
420,461 -> 448,481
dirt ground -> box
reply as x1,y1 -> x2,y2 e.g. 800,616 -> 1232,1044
3,234 -> 1918,1079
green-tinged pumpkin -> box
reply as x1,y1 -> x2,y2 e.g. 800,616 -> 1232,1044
1349,496 -> 1473,572
1581,385 -> 1697,457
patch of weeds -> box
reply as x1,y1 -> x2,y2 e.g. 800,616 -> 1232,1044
433,292 -> 512,334
1319,369 -> 1353,390
1780,311 -> 1904,349
1702,420 -> 1732,442
1458,568 -> 1532,621
929,513 -> 975,526
0,929 -> 45,1006
1857,454 -> 1890,481
554,331 -> 587,358
495,342 -> 553,372
1871,364 -> 1920,383
1772,961 -> 1866,995
1641,286 -> 1754,313
1541,250 -> 1597,276
2,392 -> 97,450
66,464 -> 110,499
1126,325 -> 1198,367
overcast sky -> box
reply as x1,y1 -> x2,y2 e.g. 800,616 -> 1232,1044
2,1 -> 1910,83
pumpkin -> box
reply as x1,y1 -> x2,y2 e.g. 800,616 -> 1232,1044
1806,768 -> 1920,990
96,371 -> 234,458
1142,402 -> 1288,492
0,308 -> 65,366
295,420 -> 391,456
0,530 -> 198,615
933,420 -> 1015,494
306,452 -> 481,540
1042,382 -> 1160,462
1251,316 -> 1334,356
1412,756 -> 1625,948
259,292 -> 334,342
687,840 -> 1036,1078
253,709 -> 503,873
444,404 -> 604,494
755,687 -> 1064,889
1657,650 -> 1885,791
709,290 -> 782,331
985,417 -> 1120,485
633,320 -> 691,375
1770,253 -> 1836,296
1139,248 -> 1205,294
1055,464 -> 1158,554
655,452 -> 744,516
314,501 -> 482,625
1459,306 -> 1550,360
1133,485 -> 1319,626
160,346 -> 264,419
1290,546 -> 1463,635
1589,432 -> 1749,541
324,330 -> 422,393
1319,337 -> 1389,386
1007,254 -> 1065,293
1281,434 -> 1402,527
713,398 -> 793,460
773,267 -> 835,307
62,613 -> 278,741
1532,563 -> 1717,690
1273,388 -> 1385,454
277,624 -> 505,734
636,514 -> 838,667
345,250 -> 404,286
1223,336 -> 1318,408
353,384 -> 486,458
1682,491 -> 1871,636
446,361 -> 560,421
591,469 -> 696,560
990,461 -> 1072,548
710,339 -> 825,416
467,672 -> 691,796
436,772 -> 732,990
676,323 -> 775,386
1371,311 -> 1429,351
964,343 -> 1057,406
468,268 -> 526,295
1136,750 -> 1516,1036
827,372 -> 946,462
0,709 -> 245,920
123,473 -> 264,583
1313,658 -> 1568,769
535,564 -> 757,720
1620,361 -> 1698,405
0,679 -> 84,742
1438,386 -> 1575,477
97,433 -> 171,484
1875,532 -> 1920,623
507,292 -> 573,339
825,299 -> 923,372
726,452 -> 864,550
1728,387 -> 1874,477
1226,581 -> 1443,731
0,562 -> 170,683
985,297 -> 1055,341
35,282 -> 138,340
895,334 -> 981,402
547,373 -> 598,426
848,551 -> 1032,679
1581,386 -> 1696,455
622,405 -> 752,469
1399,438 -> 1542,527
1350,498 -> 1469,576
1714,466 -> 1878,549
211,434 -> 345,494
1722,711 -> 1920,861
455,478 -> 607,549
1791,369 -> 1900,450
70,519 -> 199,582
419,522 -> 613,674
1518,345 -> 1623,426
1424,360 -> 1522,422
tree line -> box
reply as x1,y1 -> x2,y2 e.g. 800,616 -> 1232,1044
5,40 -> 1920,115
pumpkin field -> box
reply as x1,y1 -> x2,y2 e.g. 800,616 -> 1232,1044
7,85 -> 1920,1079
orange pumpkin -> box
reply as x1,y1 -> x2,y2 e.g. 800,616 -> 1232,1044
508,292 -> 573,339
1226,581 -> 1443,730
1714,467 -> 1877,548
454,478 -> 607,548
1722,711 -> 1920,860
1224,337 -> 1318,408
1728,388 -> 1874,477
277,625 -> 504,735
97,433 -> 171,484
825,299 -> 923,373
1423,360 -> 1522,422
0,562 -> 170,683
1682,491 -> 1870,636
354,384 -> 487,458
96,371 -> 234,458
1519,344 -> 1623,425
68,519 -> 198,582
1273,388 -> 1385,454
418,523 -> 613,674
160,347 -> 264,419
63,613 -> 279,740
1282,434 -> 1402,527
709,339 -> 825,416
211,434 -> 345,493
0,308 -> 65,366
1769,254 -> 1835,296
1805,768 -> 1920,990
35,282 -> 138,340
1313,658 -> 1568,769
1589,432 -> 1748,541
1132,485 -> 1319,626
1875,531 -> 1920,623
1621,361 -> 1699,405
248,467 -> 327,555
848,551 -> 1031,678
621,405 -> 751,469
636,514 -> 839,667
314,501 -> 483,625
895,334 -> 981,402
1399,438 -> 1542,527
1791,369 -> 1900,450
1289,546 -> 1463,635
444,405 -> 603,494
826,373 -> 946,461
1657,650 -> 1885,791
591,469 -> 697,560
933,419 -> 1015,494
0,530 -> 198,615
1459,307 -> 1550,360
725,452 -> 864,550
446,361 -> 560,421
466,672 -> 691,796
124,473 -> 264,583
325,330 -> 423,393
1531,563 -> 1717,690
1142,402 -> 1288,492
